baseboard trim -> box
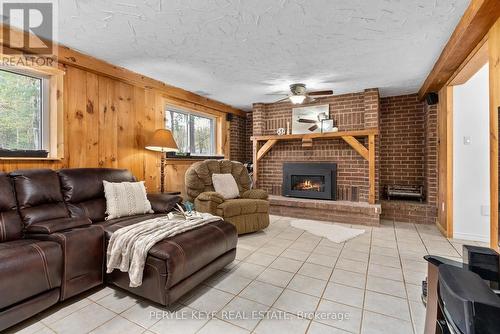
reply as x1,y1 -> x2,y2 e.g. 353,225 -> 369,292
452,232 -> 490,243
436,222 -> 447,237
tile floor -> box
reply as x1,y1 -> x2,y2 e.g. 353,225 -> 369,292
7,216 -> 488,334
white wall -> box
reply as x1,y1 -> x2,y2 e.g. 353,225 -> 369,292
453,64 -> 490,242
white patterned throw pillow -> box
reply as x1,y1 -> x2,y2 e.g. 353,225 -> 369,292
103,181 -> 154,220
212,173 -> 240,199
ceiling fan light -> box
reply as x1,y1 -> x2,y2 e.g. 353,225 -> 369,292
289,95 -> 306,104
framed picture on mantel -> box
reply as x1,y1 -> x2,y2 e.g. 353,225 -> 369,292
291,104 -> 329,134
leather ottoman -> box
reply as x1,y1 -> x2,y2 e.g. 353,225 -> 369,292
101,218 -> 237,306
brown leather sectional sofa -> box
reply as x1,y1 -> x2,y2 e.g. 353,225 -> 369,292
0,168 -> 237,331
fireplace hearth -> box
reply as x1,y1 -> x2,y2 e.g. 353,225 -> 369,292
283,162 -> 337,200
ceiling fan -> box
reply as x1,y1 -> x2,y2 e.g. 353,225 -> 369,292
273,83 -> 334,104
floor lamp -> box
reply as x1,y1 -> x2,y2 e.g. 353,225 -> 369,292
145,129 -> 178,193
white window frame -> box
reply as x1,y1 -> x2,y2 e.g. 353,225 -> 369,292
0,67 -> 51,152
166,106 -> 216,156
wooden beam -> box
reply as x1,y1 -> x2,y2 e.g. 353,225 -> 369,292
257,139 -> 278,161
368,135 -> 376,205
0,24 -> 246,118
251,129 -> 378,142
418,0 -> 500,99
252,140 -> 259,188
341,136 -> 369,160
437,86 -> 454,239
489,19 -> 500,251
220,117 -> 231,158
448,36 -> 488,86
445,87 -> 454,239
164,96 -> 227,118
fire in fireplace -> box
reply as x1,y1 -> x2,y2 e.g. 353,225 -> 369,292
283,163 -> 337,200
292,175 -> 325,192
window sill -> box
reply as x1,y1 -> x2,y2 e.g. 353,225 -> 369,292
0,157 -> 62,161
165,155 -> 225,162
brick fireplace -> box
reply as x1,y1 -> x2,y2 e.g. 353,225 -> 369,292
251,89 -> 382,225
252,89 -> 380,203
247,91 -> 439,226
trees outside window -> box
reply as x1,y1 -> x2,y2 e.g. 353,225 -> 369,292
0,69 -> 44,151
166,108 -> 215,155
170,111 -> 189,153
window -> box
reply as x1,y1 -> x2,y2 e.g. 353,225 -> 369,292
166,108 -> 216,156
0,68 -> 49,154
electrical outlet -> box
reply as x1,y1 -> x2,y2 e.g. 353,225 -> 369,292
481,205 -> 490,217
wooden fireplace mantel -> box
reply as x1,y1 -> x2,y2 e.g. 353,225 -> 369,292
251,128 -> 378,204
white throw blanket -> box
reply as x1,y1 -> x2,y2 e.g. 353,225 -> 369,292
106,213 -> 222,287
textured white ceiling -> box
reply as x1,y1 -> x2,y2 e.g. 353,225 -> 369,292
57,0 -> 469,110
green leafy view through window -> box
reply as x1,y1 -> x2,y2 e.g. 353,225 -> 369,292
166,109 -> 215,156
0,69 -> 42,151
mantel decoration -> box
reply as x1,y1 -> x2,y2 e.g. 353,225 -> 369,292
145,129 -> 179,193
291,104 -> 329,134
321,119 -> 338,133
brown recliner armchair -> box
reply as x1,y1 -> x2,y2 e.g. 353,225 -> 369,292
185,159 -> 269,234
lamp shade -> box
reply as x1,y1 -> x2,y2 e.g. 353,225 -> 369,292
145,129 -> 179,152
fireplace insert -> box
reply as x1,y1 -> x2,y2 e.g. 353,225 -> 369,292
283,162 -> 337,200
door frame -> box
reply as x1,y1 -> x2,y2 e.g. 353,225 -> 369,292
488,19 -> 500,250
438,37 -> 492,244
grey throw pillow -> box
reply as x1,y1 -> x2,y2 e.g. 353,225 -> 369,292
212,173 -> 239,199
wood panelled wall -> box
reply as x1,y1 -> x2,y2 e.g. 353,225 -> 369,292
1,65 -> 164,191
64,67 -> 165,189
0,64 -> 240,194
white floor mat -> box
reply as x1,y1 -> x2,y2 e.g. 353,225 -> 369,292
291,220 -> 365,243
